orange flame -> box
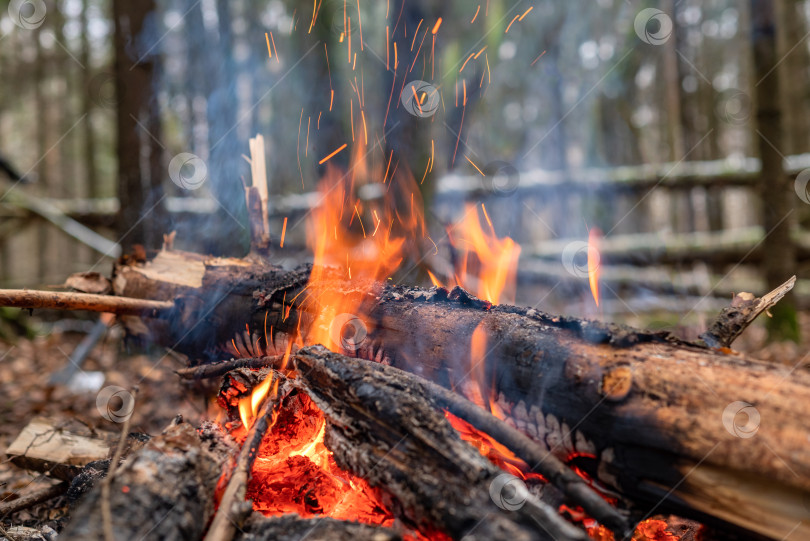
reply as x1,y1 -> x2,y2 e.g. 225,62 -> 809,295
302,139 -> 424,352
434,204 -> 521,306
587,228 -> 601,307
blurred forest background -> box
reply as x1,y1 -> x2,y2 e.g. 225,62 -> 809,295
1,0 -> 809,349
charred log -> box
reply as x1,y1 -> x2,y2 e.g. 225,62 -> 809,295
237,514 -> 402,541
292,345 -> 591,541
28,250 -> 810,538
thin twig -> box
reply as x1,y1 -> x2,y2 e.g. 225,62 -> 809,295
0,289 -> 173,317
0,482 -> 68,517
175,355 -> 282,380
101,386 -> 139,541
203,375 -> 288,541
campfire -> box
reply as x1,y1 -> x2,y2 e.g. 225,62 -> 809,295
2,130 -> 808,541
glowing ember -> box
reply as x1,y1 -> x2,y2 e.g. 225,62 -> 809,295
245,391 -> 392,522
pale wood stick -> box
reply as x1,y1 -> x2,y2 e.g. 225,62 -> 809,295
0,289 -> 173,317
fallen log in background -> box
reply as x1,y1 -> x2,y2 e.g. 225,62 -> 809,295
53,250 -> 810,538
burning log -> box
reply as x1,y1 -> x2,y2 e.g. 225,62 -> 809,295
292,345 -> 591,541
60,417 -> 231,540
95,250 -> 810,538
6,249 -> 810,538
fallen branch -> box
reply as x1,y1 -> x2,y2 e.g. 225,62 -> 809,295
101,386 -> 138,541
176,355 -> 282,380
0,482 -> 68,517
204,375 -> 288,541
0,289 -> 173,317
700,275 -> 797,348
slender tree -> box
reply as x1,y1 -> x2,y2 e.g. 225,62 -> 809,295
751,0 -> 799,341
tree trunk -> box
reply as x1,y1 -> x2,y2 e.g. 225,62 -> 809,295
112,0 -> 165,252
751,0 -> 799,341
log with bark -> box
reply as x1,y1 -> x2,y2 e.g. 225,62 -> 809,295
59,417 -> 231,540
7,249 -> 810,539
290,344 -> 591,541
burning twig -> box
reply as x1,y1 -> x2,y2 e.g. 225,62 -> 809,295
293,346 -> 630,537
700,275 -> 796,348
204,374 -> 288,541
175,355 -> 283,380
0,289 -> 173,317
